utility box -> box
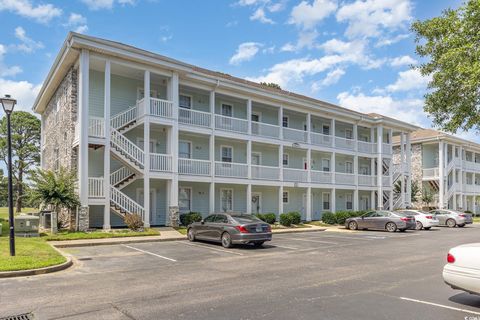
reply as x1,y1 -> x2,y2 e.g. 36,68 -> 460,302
14,214 -> 40,237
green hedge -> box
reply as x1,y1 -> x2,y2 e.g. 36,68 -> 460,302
279,211 -> 302,226
321,211 -> 367,225
180,212 -> 203,226
255,213 -> 277,224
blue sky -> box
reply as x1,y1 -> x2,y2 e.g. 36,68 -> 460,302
0,0 -> 473,140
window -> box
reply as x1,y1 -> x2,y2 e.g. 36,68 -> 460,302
251,113 -> 260,122
360,165 -> 369,175
221,146 -> 233,163
204,215 -> 216,223
179,187 -> 192,213
323,193 -> 330,210
282,191 -> 289,204
345,161 -> 353,174
303,122 -> 307,131
322,158 -> 330,172
455,147 -> 459,158
179,141 -> 191,159
179,95 -> 192,109
221,189 -> 233,212
345,129 -> 353,139
282,116 -> 289,128
322,125 -> 330,135
252,152 -> 261,165
346,194 -> 353,210
221,104 -> 233,117
282,153 -> 289,166
214,214 -> 229,223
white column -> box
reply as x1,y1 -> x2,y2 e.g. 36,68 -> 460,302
210,91 -> 215,130
331,188 -> 336,213
78,49 -> 89,209
400,133 -> 405,207
453,191 -> 457,210
306,187 -> 312,221
279,144 -> 284,181
103,60 -> 111,230
247,99 -> 252,135
278,186 -> 284,218
247,140 -> 252,179
209,182 -> 215,214
371,190 -> 375,210
389,190 -> 394,210
306,113 -> 311,144
278,106 -> 283,140
353,123 -> 358,151
246,184 -> 252,214
143,70 -> 151,228
473,196 -> 477,215
331,152 -> 336,184
169,73 -> 179,213
406,133 -> 412,207
439,141 -> 445,209
331,119 -> 336,148
209,135 -> 215,179
376,126 -> 383,209
353,189 -> 359,211
354,155 -> 358,186
307,148 -> 311,183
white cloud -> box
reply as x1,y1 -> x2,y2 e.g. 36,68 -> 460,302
281,30 -> 318,52
386,69 -> 430,92
236,0 -> 266,5
312,68 -> 345,91
319,38 -> 385,69
0,44 -> 22,77
390,55 -> 417,67
65,13 -> 89,34
250,8 -> 274,24
229,42 -> 263,65
0,77 -> 41,113
288,0 -> 337,29
376,33 -> 409,47
81,0 -> 135,10
336,0 -> 412,38
13,26 -> 44,53
0,0 -> 62,23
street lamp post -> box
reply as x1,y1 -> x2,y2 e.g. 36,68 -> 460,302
1,94 -> 16,256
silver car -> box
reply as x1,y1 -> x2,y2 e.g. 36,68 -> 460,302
429,209 -> 473,228
187,213 -> 272,248
345,210 -> 416,232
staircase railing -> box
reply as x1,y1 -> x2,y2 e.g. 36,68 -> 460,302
110,128 -> 145,168
110,186 -> 145,219
110,166 -> 135,186
111,105 -> 138,130
445,183 -> 455,206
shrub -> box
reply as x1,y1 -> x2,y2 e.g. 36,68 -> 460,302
464,210 -> 472,214
321,212 -> 336,224
335,211 -> 353,225
255,213 -> 265,221
287,211 -> 301,225
180,212 -> 203,226
124,213 -> 143,231
279,213 -> 293,227
262,213 -> 277,224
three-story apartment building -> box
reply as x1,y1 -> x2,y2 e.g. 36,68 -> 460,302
33,33 -> 418,230
393,129 -> 480,214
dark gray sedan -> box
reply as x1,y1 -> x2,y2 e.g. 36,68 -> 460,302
187,213 -> 272,248
345,210 -> 416,232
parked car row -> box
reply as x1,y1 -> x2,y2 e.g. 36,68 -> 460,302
345,209 -> 473,232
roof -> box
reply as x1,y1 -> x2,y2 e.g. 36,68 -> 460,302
32,32 -> 419,132
393,128 -> 480,151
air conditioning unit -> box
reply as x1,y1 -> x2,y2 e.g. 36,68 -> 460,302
14,214 -> 40,237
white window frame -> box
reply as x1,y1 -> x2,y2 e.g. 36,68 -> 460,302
345,129 -> 353,140
346,193 -> 353,210
282,191 -> 289,204
283,153 -> 289,167
322,124 -> 330,135
322,192 -> 330,210
359,165 -> 369,175
321,158 -> 330,172
251,111 -> 261,122
221,102 -> 233,117
136,138 -> 157,153
220,188 -> 234,212
345,161 -> 353,174
220,145 -> 233,163
179,94 -> 193,109
178,187 -> 193,213
251,192 -> 262,213
251,152 -> 262,165
179,140 -> 192,159
282,116 -> 289,128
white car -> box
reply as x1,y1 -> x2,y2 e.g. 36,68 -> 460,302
443,243 -> 480,295
397,209 -> 439,230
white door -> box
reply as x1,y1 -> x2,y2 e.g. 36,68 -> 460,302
251,193 -> 262,214
137,189 -> 156,224
360,195 -> 369,211
137,139 -> 155,153
252,153 -> 261,165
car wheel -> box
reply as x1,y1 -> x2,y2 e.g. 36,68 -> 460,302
348,221 -> 358,230
415,221 -> 423,230
386,222 -> 397,232
424,227 -> 431,230
221,232 -> 233,248
187,228 -> 196,242
458,224 -> 465,228
446,219 -> 456,228
253,241 -> 264,247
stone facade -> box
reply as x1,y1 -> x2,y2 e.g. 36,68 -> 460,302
168,206 -> 179,227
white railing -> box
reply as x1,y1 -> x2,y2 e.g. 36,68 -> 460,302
382,175 -> 390,187
335,137 -> 355,150
358,174 -> 376,186
150,153 -> 172,172
215,162 -> 248,178
465,184 -> 477,193
88,177 -> 104,198
283,127 -> 307,142
110,128 -> 145,167
382,143 -> 392,154
251,165 -> 280,180
283,168 -> 308,182
178,158 -> 211,176
251,122 -> 280,139
89,117 -> 105,138
215,115 -> 248,133
445,183 -> 456,203
357,141 -> 375,154
110,186 -> 145,219
463,160 -> 480,172
110,166 -> 135,186
178,108 -> 211,128
150,98 -> 173,118
111,106 -> 137,130
423,168 -> 439,179
310,132 -> 333,147
335,172 -> 355,185
311,170 -> 332,184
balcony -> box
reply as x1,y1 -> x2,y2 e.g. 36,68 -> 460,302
382,143 -> 392,155
311,170 -> 332,184
382,175 -> 390,187
75,117 -> 106,141
251,165 -> 280,180
215,161 -> 248,178
423,168 -> 439,179
178,108 -> 211,128
283,127 -> 307,143
283,168 -> 308,182
335,137 -> 355,151
358,174 -> 376,187
150,153 -> 172,172
215,115 -> 248,134
138,97 -> 174,118
178,158 -> 211,176
251,122 -> 280,139
310,132 -> 333,147
335,172 -> 355,185
357,141 -> 375,154
463,160 -> 480,172
88,177 -> 104,198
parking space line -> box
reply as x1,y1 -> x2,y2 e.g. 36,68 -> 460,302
399,297 -> 480,315
275,237 -> 338,245
177,241 -> 244,256
272,244 -> 300,250
121,244 -> 177,262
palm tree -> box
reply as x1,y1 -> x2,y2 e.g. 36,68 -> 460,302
30,167 -> 80,232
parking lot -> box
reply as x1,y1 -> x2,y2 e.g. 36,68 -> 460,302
2,225 -> 480,320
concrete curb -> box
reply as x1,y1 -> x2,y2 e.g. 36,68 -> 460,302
50,236 -> 187,248
0,256 -> 73,278
272,228 -> 326,234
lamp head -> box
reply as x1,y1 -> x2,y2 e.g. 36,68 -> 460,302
1,94 -> 16,114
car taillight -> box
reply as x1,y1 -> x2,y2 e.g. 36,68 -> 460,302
400,217 -> 410,221
447,253 -> 455,263
235,225 -> 249,233
459,214 -> 466,218
425,216 -> 433,219
266,225 -> 272,232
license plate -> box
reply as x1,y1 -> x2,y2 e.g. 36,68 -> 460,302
256,225 -> 263,232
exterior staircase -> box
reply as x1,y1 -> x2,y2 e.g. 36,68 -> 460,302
110,166 -> 137,189
110,186 -> 145,220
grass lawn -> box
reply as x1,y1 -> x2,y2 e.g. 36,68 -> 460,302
474,217 -> 480,224
271,223 -> 312,229
0,207 -> 39,220
174,227 -> 187,235
43,228 -> 160,241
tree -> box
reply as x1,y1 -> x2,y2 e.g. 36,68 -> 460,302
260,82 -> 282,90
421,189 -> 434,208
0,111 -> 41,212
411,0 -> 480,133
393,180 -> 420,203
30,167 -> 79,231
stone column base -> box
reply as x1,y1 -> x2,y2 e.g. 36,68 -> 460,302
168,206 -> 179,227
78,206 -> 89,232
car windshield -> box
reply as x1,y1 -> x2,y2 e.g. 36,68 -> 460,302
230,214 -> 262,224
